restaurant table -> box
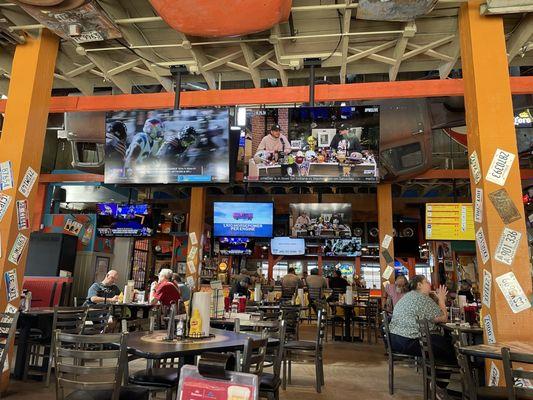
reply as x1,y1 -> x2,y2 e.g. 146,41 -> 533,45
329,302 -> 367,342
125,328 -> 279,365
210,318 -> 279,330
439,322 -> 484,346
460,342 -> 533,360
110,303 -> 155,319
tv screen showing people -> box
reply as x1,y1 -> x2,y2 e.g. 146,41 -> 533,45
104,108 -> 230,184
289,203 -> 352,238
245,106 -> 379,182
96,203 -> 153,237
324,237 -> 362,257
213,202 -> 274,237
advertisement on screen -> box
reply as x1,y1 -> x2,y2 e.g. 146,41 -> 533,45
96,203 -> 153,237
104,108 -> 230,184
324,237 -> 362,257
245,106 -> 379,183
271,237 -> 306,255
213,202 -> 273,237
289,203 -> 352,238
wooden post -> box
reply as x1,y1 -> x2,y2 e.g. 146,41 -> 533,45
378,184 -> 395,296
317,254 -> 323,276
186,188 -> 206,289
459,0 -> 533,377
0,30 -> 58,391
31,183 -> 48,232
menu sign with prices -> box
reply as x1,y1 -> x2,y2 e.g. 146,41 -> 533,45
16,200 -> 29,230
488,362 -> 500,387
474,188 -> 483,224
0,194 -> 12,222
475,227 -> 490,265
8,233 -> 28,265
0,161 -> 14,191
485,149 -> 515,186
495,272 -> 531,313
469,151 -> 482,184
18,166 -> 38,198
425,203 -> 475,240
4,269 -> 18,302
482,269 -> 492,308
488,188 -> 521,225
483,314 -> 496,344
494,228 -> 521,266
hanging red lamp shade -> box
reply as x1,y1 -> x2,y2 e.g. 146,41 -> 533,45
149,0 -> 292,37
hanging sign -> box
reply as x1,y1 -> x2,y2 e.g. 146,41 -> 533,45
489,362 -> 500,387
482,269 -> 492,308
0,194 -> 12,222
0,161 -> 14,191
8,233 -> 28,265
469,151 -> 482,184
381,248 -> 393,264
485,149 -> 515,186
16,200 -> 29,231
187,260 -> 197,275
475,227 -> 490,264
4,269 -> 18,302
189,232 -> 198,246
483,314 -> 496,344
382,265 -> 394,280
488,188 -> 521,225
18,166 -> 38,198
64,219 -> 83,236
4,304 -> 17,314
494,228 -> 521,266
474,188 -> 483,224
381,234 -> 393,249
188,245 -> 198,260
495,271 -> 531,314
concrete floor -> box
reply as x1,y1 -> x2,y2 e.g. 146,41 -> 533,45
6,325 -> 424,400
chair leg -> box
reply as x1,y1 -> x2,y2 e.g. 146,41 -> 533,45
388,358 -> 394,395
288,359 -> 292,384
282,357 -> 287,390
315,357 -> 321,393
165,388 -> 173,400
319,356 -> 325,386
45,343 -> 53,387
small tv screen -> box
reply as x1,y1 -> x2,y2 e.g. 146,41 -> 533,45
104,108 -> 230,184
213,202 -> 273,237
289,203 -> 352,238
245,106 -> 379,183
218,237 -> 253,255
271,237 -> 305,255
96,203 -> 153,237
324,237 -> 362,257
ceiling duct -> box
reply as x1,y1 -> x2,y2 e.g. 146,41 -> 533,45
148,0 -> 292,37
357,0 -> 438,22
14,0 -> 122,43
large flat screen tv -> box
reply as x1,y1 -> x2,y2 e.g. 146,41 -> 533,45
213,202 -> 273,238
324,237 -> 362,257
104,108 -> 230,184
246,106 -> 379,183
289,203 -> 352,238
96,203 -> 153,237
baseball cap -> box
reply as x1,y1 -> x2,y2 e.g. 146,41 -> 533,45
338,123 -> 349,131
270,124 -> 281,131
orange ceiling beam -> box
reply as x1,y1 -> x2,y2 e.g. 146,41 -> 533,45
0,76 -> 531,113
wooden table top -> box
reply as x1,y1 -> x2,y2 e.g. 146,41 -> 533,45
210,319 -> 279,328
125,328 -> 278,360
440,323 -> 484,334
460,342 -> 533,360
21,307 -> 55,316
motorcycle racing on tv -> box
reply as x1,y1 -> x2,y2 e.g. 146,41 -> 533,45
213,202 -> 273,238
246,106 -> 379,182
104,108 -> 230,184
289,203 -> 352,238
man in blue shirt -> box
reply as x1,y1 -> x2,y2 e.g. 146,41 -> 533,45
85,270 -> 121,305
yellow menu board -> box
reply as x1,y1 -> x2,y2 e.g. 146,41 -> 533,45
425,203 -> 475,240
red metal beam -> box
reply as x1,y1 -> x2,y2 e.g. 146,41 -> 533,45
1,76 -> 532,113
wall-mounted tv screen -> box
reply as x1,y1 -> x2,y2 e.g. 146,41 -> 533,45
217,237 -> 253,255
271,237 -> 306,255
324,237 -> 362,257
214,202 -> 273,238
96,203 -> 153,237
289,203 -> 352,238
246,106 -> 379,183
104,108 -> 230,184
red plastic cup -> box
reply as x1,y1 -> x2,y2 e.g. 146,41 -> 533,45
238,297 -> 246,313
224,297 -> 231,312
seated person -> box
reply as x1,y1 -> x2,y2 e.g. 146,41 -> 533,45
172,273 -> 190,302
230,276 -> 251,299
151,268 -> 180,306
329,124 -> 362,153
85,270 -> 121,305
328,270 -> 350,298
254,124 -> 291,163
389,275 -> 456,396
384,274 -> 409,311
457,279 -> 475,303
306,268 -> 328,314
281,267 -> 303,294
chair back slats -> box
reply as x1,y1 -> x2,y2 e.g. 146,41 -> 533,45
0,312 -> 18,373
281,306 -> 300,341
241,337 -> 268,375
382,311 -> 393,355
281,286 -> 296,300
272,320 -> 286,379
82,307 -> 111,335
417,318 -> 435,376
316,309 -> 326,349
330,288 -> 344,302
502,347 -> 533,400
308,288 -> 323,302
54,331 -> 126,400
52,307 -> 87,334
355,288 -> 370,301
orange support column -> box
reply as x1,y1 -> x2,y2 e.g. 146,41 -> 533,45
378,184 -> 395,295
459,0 -> 533,376
186,188 -> 206,290
0,30 -> 58,391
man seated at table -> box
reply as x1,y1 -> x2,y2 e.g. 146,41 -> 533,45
281,267 -> 303,296
254,124 -> 291,163
151,268 -> 180,306
329,123 -> 362,153
85,270 -> 121,305
306,268 -> 328,314
230,275 -> 251,299
327,270 -> 350,302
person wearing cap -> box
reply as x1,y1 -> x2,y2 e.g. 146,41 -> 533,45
255,124 -> 291,156
457,279 -> 475,303
329,123 -> 362,152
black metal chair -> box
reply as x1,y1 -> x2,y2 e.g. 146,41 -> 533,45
241,336 -> 268,375
260,320 -> 286,400
0,311 -> 19,389
352,298 -> 380,343
82,306 -> 112,335
502,347 -> 533,400
280,286 -> 296,303
283,308 -> 326,393
54,331 -> 149,400
280,305 -> 300,341
382,311 -> 418,395
307,287 -> 324,323
417,318 -> 460,400
23,306 -> 86,386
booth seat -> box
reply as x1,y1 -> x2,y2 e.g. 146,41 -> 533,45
22,277 -> 73,308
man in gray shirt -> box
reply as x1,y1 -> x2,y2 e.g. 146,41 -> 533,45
85,270 -> 121,305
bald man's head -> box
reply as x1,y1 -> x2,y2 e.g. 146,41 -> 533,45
103,269 -> 119,286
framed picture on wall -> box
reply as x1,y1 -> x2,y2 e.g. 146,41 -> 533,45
95,256 -> 110,282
